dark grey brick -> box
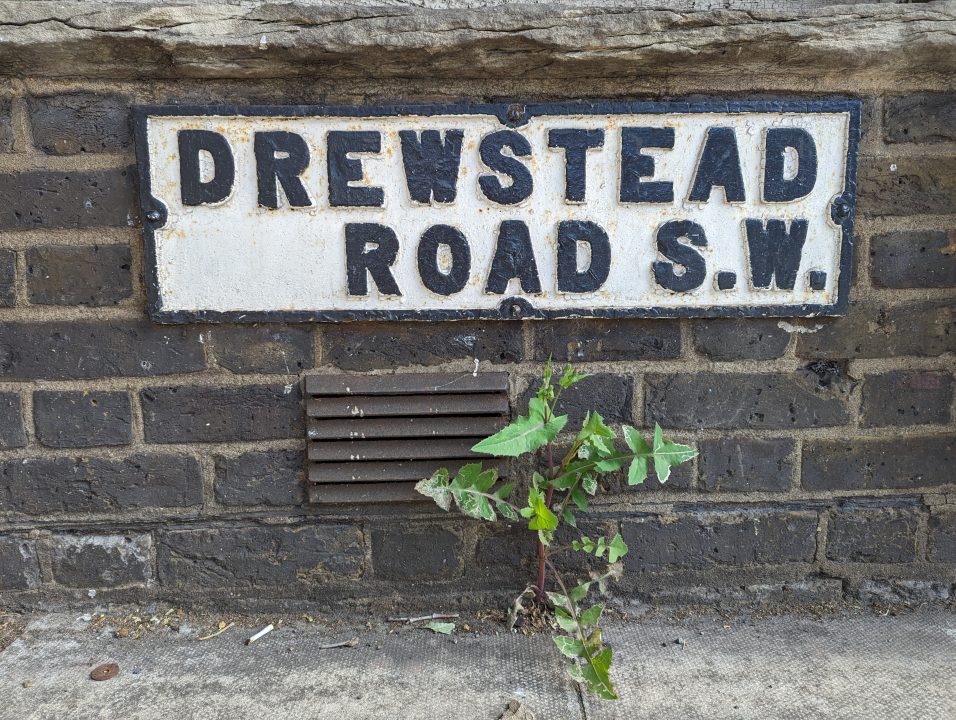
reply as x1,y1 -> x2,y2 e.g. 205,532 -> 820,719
795,300 -> 955,359
371,525 -> 462,581
26,245 -> 132,306
0,97 -> 13,152
210,325 -> 313,374
0,537 -> 39,590
857,156 -> 956,217
0,393 -> 26,449
0,168 -> 137,230
27,93 -> 131,155
521,373 -> 633,426
699,438 -> 795,493
827,509 -> 918,563
861,371 -> 953,427
885,93 -> 956,143
158,525 -> 365,587
693,318 -> 790,361
0,248 -> 14,307
0,321 -> 205,379
0,454 -> 202,514
928,510 -> 956,563
50,534 -> 151,587
532,320 -> 681,362
214,450 -> 304,506
802,436 -> 955,491
871,230 -> 956,288
141,384 -> 303,443
645,372 -> 848,430
322,321 -> 522,371
622,511 -> 818,571
33,390 -> 132,448
469,524 -> 536,586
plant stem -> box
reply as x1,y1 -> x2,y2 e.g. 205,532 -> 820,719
535,443 -> 557,604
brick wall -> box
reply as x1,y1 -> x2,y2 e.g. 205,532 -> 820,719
0,28 -> 954,610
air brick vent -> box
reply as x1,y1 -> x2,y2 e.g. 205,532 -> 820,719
305,372 -> 510,504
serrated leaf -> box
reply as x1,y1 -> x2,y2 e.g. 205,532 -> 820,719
423,622 -> 455,635
627,456 -> 648,486
575,411 -> 616,444
562,507 -> 577,528
651,424 -> 697,484
471,412 -> 567,457
474,470 -> 497,493
570,488 -> 589,511
622,425 -> 651,455
553,608 -> 577,633
497,502 -> 518,521
582,647 -> 617,700
476,496 -> 496,521
493,482 -> 514,500
415,471 -> 452,511
607,533 -> 628,563
554,636 -> 586,659
581,474 -> 598,496
569,581 -> 591,603
578,604 -> 603,628
559,364 -> 589,389
546,592 -> 570,611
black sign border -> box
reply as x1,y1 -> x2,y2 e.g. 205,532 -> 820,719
132,99 -> 861,323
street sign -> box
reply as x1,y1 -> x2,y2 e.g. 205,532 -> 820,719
133,101 -> 859,322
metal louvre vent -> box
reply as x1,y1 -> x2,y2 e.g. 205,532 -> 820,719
305,372 -> 510,504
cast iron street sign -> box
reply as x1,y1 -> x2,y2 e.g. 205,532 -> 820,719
133,101 -> 860,322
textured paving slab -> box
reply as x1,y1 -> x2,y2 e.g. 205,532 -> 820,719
1,609 -> 954,720
0,614 -> 580,720
585,610 -> 956,720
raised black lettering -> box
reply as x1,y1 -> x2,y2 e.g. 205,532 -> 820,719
478,131 -> 533,205
254,131 -> 311,209
417,224 -> 471,296
327,131 -> 384,207
620,127 -> 674,203
399,129 -> 464,204
653,220 -> 708,292
688,127 -> 745,203
178,130 -> 235,206
485,221 -> 541,294
745,218 -> 808,290
557,220 -> 611,293
344,223 -> 401,296
547,129 -> 604,202
764,128 -> 818,202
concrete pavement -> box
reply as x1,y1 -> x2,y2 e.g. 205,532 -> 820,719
1,607 -> 954,719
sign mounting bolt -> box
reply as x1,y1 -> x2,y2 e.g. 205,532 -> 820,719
831,197 -> 851,222
507,104 -> 525,125
146,210 -> 162,223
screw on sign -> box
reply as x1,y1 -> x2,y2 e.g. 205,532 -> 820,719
90,663 -> 119,681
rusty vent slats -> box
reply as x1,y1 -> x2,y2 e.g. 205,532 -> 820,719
307,393 -> 509,418
306,372 -> 510,505
308,415 -> 506,440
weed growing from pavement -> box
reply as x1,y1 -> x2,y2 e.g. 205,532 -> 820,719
416,361 -> 697,699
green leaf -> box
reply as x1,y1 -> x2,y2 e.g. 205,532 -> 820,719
553,607 -> 577,633
423,621 -> 455,635
651,424 -> 697,483
627,456 -> 648,486
546,592 -> 571,611
562,507 -> 577,528
570,487 -> 589,511
581,474 -> 598,496
498,502 -> 518,521
607,533 -> 628,563
415,469 -> 452,511
583,647 -> 617,700
575,411 -> 616,444
493,482 -> 514,500
622,425 -> 651,455
578,604 -> 603,628
569,581 -> 591,603
554,636 -> 586,659
472,413 -> 567,458
558,363 -> 589,389
474,469 -> 497,493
